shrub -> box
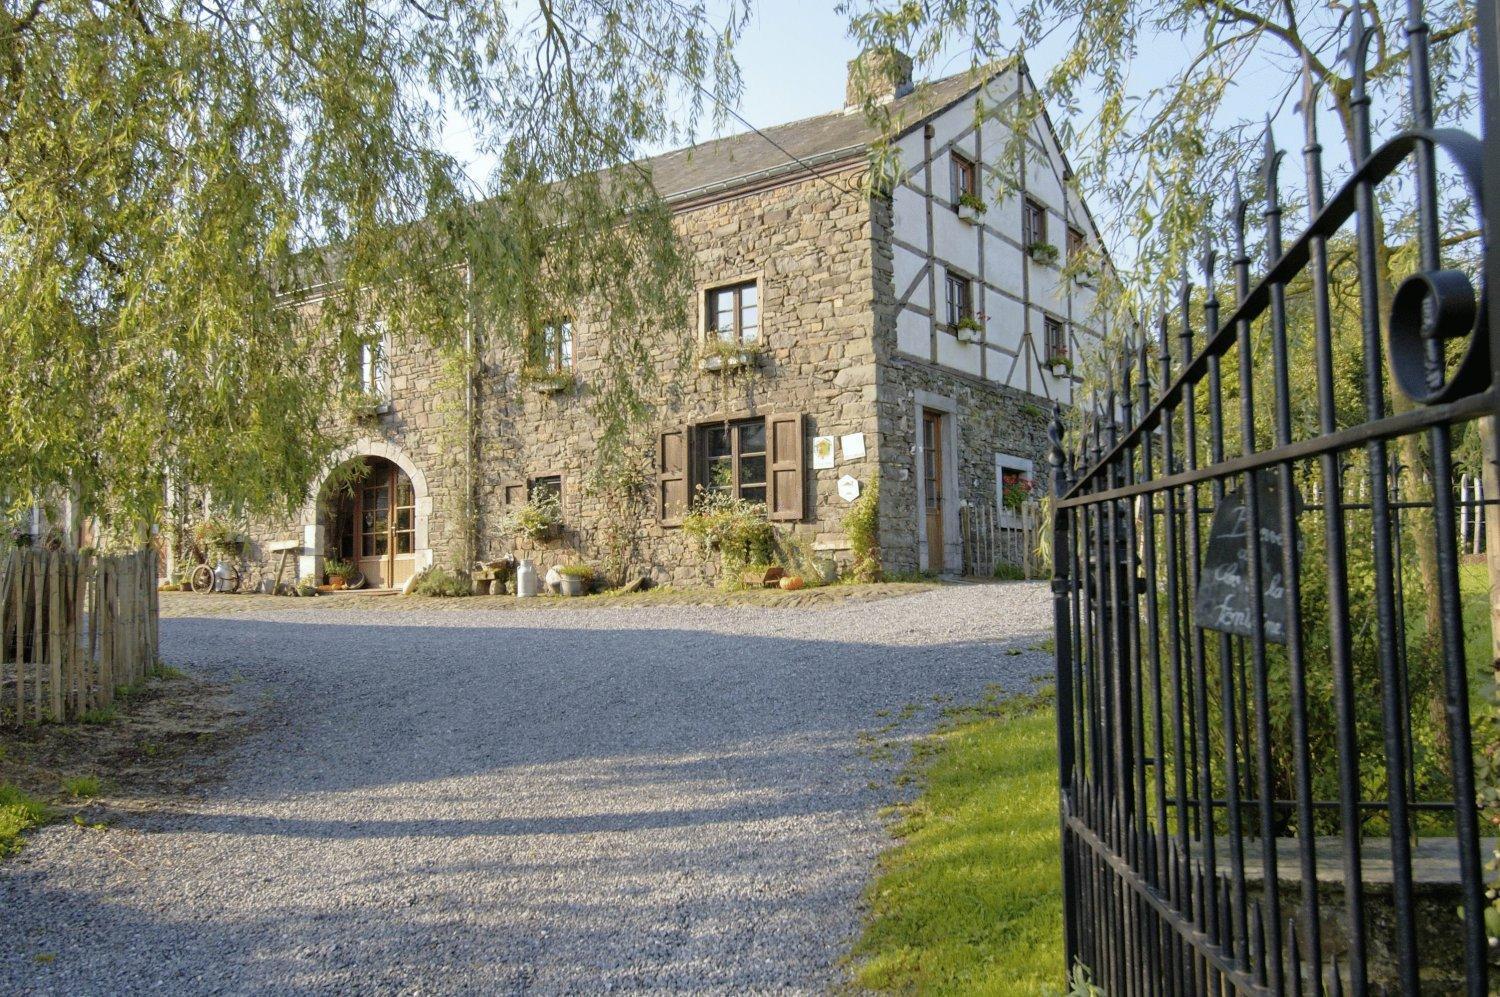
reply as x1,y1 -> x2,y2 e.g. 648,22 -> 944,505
497,495 -> 563,543
559,563 -> 595,581
682,489 -> 776,587
406,566 -> 472,597
845,481 -> 881,582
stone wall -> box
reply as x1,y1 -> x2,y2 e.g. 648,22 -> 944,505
238,329 -> 467,583
475,167 -> 884,587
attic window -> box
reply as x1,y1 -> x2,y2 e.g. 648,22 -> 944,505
1023,198 -> 1048,248
1067,226 -> 1086,262
951,152 -> 977,203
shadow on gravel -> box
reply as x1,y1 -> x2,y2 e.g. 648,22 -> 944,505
155,617 -> 1052,798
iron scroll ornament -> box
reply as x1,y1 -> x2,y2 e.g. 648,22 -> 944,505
1382,128 -> 1488,405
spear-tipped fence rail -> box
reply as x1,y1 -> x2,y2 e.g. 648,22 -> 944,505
1051,2 -> 1496,993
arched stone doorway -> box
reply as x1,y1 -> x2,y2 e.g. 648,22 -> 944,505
300,439 -> 433,589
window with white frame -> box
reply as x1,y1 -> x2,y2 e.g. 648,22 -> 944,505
357,325 -> 391,400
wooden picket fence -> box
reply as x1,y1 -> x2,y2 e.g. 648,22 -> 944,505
960,501 -> 1041,579
0,547 -> 160,726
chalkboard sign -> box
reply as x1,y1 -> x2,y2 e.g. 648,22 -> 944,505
1192,472 -> 1301,644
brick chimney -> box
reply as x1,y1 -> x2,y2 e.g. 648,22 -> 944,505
845,48 -> 914,109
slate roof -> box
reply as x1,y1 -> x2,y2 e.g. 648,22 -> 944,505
640,65 -> 1002,202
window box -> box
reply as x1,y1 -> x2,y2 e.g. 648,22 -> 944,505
521,368 -> 575,394
955,316 -> 983,344
1028,241 -> 1060,267
698,338 -> 765,373
699,349 -> 761,373
1049,355 -> 1075,379
347,392 -> 391,420
956,192 -> 986,225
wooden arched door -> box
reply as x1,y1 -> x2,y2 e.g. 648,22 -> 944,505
331,458 -> 417,589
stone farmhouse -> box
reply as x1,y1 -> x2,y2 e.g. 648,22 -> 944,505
241,51 -> 1108,589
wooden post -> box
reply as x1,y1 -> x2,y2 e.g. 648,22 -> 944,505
47,549 -> 62,721
1479,417 -> 1500,674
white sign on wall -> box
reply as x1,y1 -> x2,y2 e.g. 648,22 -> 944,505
812,436 -> 836,469
840,433 -> 866,460
837,475 -> 861,502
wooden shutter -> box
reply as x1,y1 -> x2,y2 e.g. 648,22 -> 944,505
658,427 -> 690,527
767,413 -> 805,521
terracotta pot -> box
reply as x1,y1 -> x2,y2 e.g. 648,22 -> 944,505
779,575 -> 806,591
328,576 -> 347,590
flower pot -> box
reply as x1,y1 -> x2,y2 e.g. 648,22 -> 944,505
559,575 -> 585,597
779,575 -> 805,591
956,325 -> 982,345
1050,363 -> 1072,379
956,202 -> 983,224
328,576 -> 347,590
699,350 -> 758,373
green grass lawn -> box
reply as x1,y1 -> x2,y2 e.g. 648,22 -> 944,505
850,691 -> 1065,994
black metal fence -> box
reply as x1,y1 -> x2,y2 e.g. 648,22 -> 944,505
1050,3 -> 1496,993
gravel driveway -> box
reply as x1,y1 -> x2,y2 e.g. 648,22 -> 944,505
1,582 -> 1051,995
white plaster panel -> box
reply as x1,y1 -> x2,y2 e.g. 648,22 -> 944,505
933,211 -> 980,275
892,187 -> 927,243
1026,160 -> 1065,206
983,290 -> 1025,352
985,347 -> 1010,380
985,235 -> 1025,291
936,332 -> 983,376
927,101 -> 973,154
1029,260 -> 1061,304
897,310 -> 931,359
894,244 -> 926,305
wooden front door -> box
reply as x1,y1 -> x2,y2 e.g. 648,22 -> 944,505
335,459 -> 417,589
922,410 -> 944,573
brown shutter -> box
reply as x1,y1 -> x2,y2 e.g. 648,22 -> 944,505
767,413 -> 805,521
658,427 -> 690,527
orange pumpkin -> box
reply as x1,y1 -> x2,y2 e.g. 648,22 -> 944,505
779,575 -> 805,591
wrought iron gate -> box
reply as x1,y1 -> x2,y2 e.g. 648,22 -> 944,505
1051,3 -> 1496,993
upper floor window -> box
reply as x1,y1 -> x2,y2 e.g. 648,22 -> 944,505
529,320 -> 572,373
706,281 -> 759,345
357,325 -> 391,399
529,474 -> 562,504
1066,225 -> 1087,262
1044,316 -> 1068,361
1023,198 -> 1048,248
945,272 -> 974,328
699,419 -> 768,506
950,152 -> 977,204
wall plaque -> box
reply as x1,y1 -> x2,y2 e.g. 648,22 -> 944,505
813,436 -> 836,469
1192,472 -> 1301,644
841,433 -> 866,460
837,475 -> 861,502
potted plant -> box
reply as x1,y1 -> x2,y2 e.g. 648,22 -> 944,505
558,563 -> 594,597
955,314 -> 984,344
498,494 -> 563,544
698,338 -> 765,373
324,557 -> 355,589
956,190 -> 986,223
348,390 -> 389,420
1028,241 -> 1060,267
520,367 -> 576,394
1049,352 -> 1075,378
